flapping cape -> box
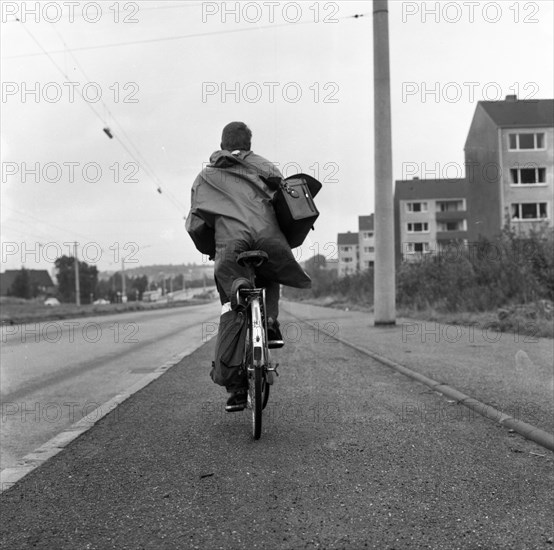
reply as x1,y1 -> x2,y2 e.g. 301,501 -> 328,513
186,150 -> 311,288
186,150 -> 283,255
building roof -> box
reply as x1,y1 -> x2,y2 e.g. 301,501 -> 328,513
337,232 -> 359,246
0,269 -> 55,295
394,178 -> 467,200
479,98 -> 554,128
358,214 -> 374,231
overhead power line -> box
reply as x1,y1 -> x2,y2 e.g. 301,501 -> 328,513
3,1 -> 204,22
4,13 -> 370,59
5,206 -> 112,249
16,22 -> 110,127
4,207 -> 157,264
10,20 -> 187,214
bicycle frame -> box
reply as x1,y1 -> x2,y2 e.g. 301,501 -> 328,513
234,249 -> 278,439
240,286 -> 273,439
240,288 -> 269,371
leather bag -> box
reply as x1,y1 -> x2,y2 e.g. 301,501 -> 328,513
272,173 -> 322,248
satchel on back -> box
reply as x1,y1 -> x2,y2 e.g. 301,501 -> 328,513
272,173 -> 322,249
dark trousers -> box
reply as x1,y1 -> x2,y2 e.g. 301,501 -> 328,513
213,241 -> 283,320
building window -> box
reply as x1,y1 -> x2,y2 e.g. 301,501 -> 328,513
362,231 -> 373,239
405,242 -> 430,253
438,220 -> 466,231
343,257 -> 353,263
406,202 -> 428,213
510,167 -> 546,184
341,246 -> 351,252
437,200 -> 464,212
407,222 -> 429,233
511,202 -> 548,220
363,246 -> 375,253
508,133 -> 545,150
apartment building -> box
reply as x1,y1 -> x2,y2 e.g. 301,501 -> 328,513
343,96 -> 552,268
337,231 -> 359,276
465,96 -> 554,240
394,178 -> 468,261
358,214 -> 375,270
337,215 -> 375,275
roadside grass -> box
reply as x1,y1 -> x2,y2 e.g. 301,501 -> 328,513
287,295 -> 554,339
0,294 -> 217,326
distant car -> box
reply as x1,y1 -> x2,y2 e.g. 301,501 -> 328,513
93,299 -> 110,305
44,297 -> 60,306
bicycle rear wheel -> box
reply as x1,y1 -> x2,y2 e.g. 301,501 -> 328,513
246,292 -> 270,439
250,366 -> 263,439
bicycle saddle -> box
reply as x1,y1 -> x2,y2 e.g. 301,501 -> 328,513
236,250 -> 268,268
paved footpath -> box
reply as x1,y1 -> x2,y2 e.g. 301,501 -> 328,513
282,302 -> 554,434
0,303 -> 553,549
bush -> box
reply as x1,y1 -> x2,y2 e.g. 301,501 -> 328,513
397,226 -> 553,312
285,226 -> 554,315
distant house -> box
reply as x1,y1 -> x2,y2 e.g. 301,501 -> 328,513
358,214 -> 375,270
337,232 -> 359,277
336,215 -> 375,276
0,269 -> 56,296
464,96 -> 554,240
394,178 -> 468,262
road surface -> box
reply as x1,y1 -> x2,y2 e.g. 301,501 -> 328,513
0,301 -> 220,469
0,302 -> 552,549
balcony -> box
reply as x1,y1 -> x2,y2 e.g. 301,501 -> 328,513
436,230 -> 467,242
436,210 -> 467,222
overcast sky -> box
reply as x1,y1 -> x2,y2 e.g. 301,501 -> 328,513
1,0 -> 553,273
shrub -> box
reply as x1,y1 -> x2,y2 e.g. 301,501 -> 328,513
285,225 -> 553,314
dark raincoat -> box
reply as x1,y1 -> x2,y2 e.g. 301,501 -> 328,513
186,150 -> 311,300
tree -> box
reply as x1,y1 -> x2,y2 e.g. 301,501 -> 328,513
95,278 -> 111,301
305,254 -> 327,272
9,267 -> 32,299
174,273 -> 185,291
55,255 -> 98,303
129,275 -> 149,301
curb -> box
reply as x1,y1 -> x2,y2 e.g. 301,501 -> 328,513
0,334 -> 217,493
284,308 -> 554,453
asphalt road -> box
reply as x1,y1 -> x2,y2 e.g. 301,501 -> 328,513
1,308 -> 552,549
0,301 -> 220,469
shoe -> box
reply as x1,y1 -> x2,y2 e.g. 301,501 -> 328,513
225,390 -> 247,412
267,318 -> 284,349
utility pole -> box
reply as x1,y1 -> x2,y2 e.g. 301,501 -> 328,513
74,242 -> 81,306
121,258 -> 126,301
373,0 -> 396,325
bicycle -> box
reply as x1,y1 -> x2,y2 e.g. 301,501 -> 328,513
234,250 -> 279,440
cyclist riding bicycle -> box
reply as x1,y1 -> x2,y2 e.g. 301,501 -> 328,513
186,122 -> 311,411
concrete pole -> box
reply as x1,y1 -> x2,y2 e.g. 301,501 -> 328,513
373,0 -> 396,325
121,258 -> 126,299
74,242 -> 81,306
